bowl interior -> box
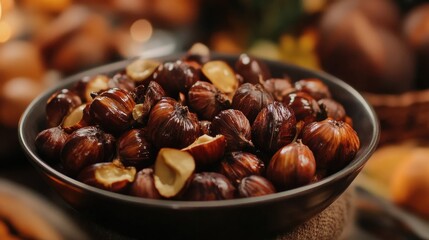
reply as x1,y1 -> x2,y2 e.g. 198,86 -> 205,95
18,54 -> 379,237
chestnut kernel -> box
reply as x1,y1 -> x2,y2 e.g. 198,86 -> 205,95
61,103 -> 92,133
201,60 -> 239,97
126,58 -> 160,85
74,75 -> 110,102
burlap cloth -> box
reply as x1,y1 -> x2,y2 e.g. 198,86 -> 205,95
277,187 -> 356,240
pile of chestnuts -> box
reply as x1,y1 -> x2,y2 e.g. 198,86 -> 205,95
35,43 -> 360,201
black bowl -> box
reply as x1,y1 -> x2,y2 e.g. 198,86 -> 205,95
18,54 -> 379,239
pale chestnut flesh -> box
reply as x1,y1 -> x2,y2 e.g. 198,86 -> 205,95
35,43 -> 361,201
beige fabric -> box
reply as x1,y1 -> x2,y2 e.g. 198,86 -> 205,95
277,187 -> 355,240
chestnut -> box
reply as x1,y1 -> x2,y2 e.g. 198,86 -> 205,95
267,141 -> 316,190
182,172 -> 236,201
35,126 -> 68,163
219,151 -> 265,185
211,109 -> 254,151
132,81 -> 166,124
301,118 -> 360,172
61,126 -> 116,176
182,134 -> 226,169
235,53 -> 271,84
262,78 -> 295,101
152,60 -> 199,97
130,168 -> 162,199
77,160 -> 136,192
73,75 -> 110,102
188,81 -> 231,120
252,102 -> 297,154
61,103 -> 92,133
318,98 -> 346,121
231,83 -> 274,123
201,60 -> 239,97
154,148 -> 195,198
294,78 -> 331,100
46,88 -> 82,127
108,72 -> 135,92
117,128 -> 154,169
89,88 -> 136,135
238,175 -> 276,198
282,91 -> 322,125
126,58 -> 160,85
147,97 -> 201,149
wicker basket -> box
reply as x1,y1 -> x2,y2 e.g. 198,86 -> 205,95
363,90 -> 429,145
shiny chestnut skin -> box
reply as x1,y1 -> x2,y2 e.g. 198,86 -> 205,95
61,126 -> 116,176
267,141 -> 316,190
130,168 -> 162,199
35,126 -> 68,163
235,53 -> 271,84
188,81 -> 231,120
117,128 -> 154,169
318,98 -> 346,121
147,97 -> 201,149
211,109 -> 253,151
238,175 -> 276,198
152,60 -> 199,98
301,118 -> 360,172
77,160 -> 136,193
231,83 -> 274,124
294,78 -> 331,100
46,89 -> 82,128
263,78 -> 295,102
219,151 -> 265,185
108,72 -> 135,92
132,81 -> 166,124
89,88 -> 136,135
182,172 -> 236,201
252,102 -> 297,154
282,91 -> 322,125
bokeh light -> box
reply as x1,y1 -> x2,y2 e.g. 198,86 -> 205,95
130,19 -> 153,42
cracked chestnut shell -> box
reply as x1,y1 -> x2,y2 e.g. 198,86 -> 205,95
301,118 -> 360,172
282,91 -> 322,125
130,168 -> 162,199
252,102 -> 297,154
61,126 -> 116,176
74,75 -> 110,102
46,88 -> 82,128
211,109 -> 253,151
147,97 -> 201,149
267,141 -> 316,190
132,81 -> 166,124
219,151 -> 265,185
117,128 -> 154,169
232,83 -> 274,123
235,53 -> 271,84
35,126 -> 68,163
182,172 -> 236,201
294,78 -> 331,100
238,175 -> 276,198
152,60 -> 199,98
188,81 -> 231,120
77,160 -> 136,193
89,88 -> 136,134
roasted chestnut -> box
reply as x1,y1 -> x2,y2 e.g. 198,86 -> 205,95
130,168 -> 162,199
294,78 -> 331,100
147,97 -> 201,149
201,60 -> 239,97
211,109 -> 253,151
182,172 -> 236,201
232,83 -> 274,123
188,81 -> 231,120
267,141 -> 316,190
238,175 -> 276,198
262,78 -> 295,101
73,75 -> 110,102
252,102 -> 297,154
35,126 -> 68,163
61,103 -> 92,133
182,134 -> 226,169
301,118 -> 360,172
117,128 -> 154,169
132,81 -> 166,124
318,98 -> 346,121
126,58 -> 160,85
77,160 -> 136,192
282,91 -> 322,125
235,53 -> 271,84
152,60 -> 199,97
108,72 -> 135,92
61,126 -> 116,176
89,88 -> 136,135
46,89 -> 82,127
219,151 -> 265,185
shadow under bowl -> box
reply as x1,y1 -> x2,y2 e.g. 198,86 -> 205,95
18,54 -> 379,239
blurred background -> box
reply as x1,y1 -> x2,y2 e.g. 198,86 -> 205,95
1,0 -> 429,239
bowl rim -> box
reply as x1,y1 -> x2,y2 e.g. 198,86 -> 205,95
18,53 -> 380,209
